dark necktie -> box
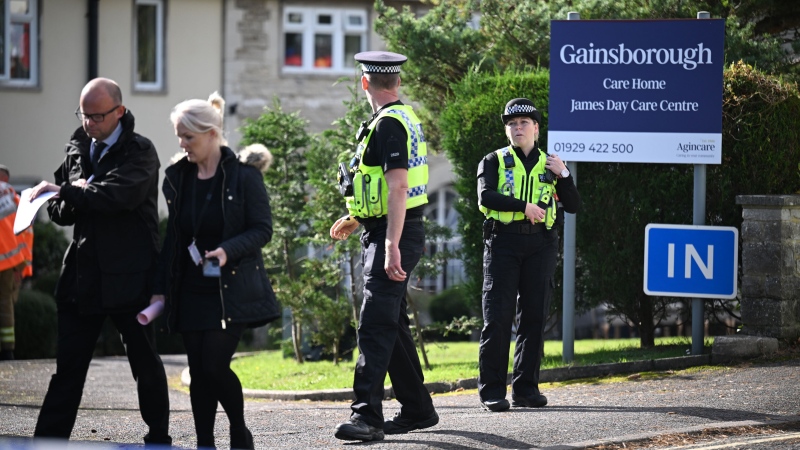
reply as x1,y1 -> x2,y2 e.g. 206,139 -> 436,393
91,142 -> 107,174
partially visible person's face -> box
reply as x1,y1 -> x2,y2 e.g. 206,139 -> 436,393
78,88 -> 122,142
174,122 -> 217,164
0,171 -> 8,183
505,116 -> 538,149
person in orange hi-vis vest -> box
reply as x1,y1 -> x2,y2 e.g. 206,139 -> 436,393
0,164 -> 27,361
18,225 -> 34,279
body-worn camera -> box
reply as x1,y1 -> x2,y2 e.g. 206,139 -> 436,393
338,162 -> 354,197
538,170 -> 556,184
502,152 -> 516,168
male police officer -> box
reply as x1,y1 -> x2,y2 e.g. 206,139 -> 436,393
330,51 -> 438,441
476,98 -> 580,412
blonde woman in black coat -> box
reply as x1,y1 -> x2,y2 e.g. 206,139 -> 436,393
150,92 -> 279,449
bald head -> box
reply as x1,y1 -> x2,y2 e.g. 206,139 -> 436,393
78,78 -> 125,141
81,78 -> 123,106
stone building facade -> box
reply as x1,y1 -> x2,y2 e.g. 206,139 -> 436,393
223,0 -> 428,144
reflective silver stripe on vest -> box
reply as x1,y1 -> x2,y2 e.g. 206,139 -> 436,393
386,108 -> 422,160
409,156 -> 427,168
407,185 -> 427,198
502,148 -> 514,193
0,243 -> 24,262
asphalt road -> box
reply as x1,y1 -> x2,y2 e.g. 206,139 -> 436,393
0,354 -> 798,449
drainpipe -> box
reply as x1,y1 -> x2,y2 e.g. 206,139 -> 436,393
88,0 -> 99,80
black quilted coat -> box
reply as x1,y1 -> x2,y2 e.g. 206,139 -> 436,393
154,145 -> 279,332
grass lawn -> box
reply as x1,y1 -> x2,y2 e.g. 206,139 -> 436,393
232,336 -> 712,391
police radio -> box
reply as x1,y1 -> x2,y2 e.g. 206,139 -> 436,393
338,163 -> 354,197
355,120 -> 370,143
538,171 -> 556,184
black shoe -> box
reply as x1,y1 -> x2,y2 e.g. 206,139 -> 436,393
480,398 -> 510,412
334,418 -> 385,441
384,410 -> 439,434
0,350 -> 14,361
230,426 -> 254,449
512,393 -> 548,408
143,431 -> 172,447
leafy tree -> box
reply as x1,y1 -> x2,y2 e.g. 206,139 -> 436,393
239,97 -> 311,363
407,218 -> 463,369
299,258 -> 352,364
300,78 -> 371,363
305,79 -> 371,329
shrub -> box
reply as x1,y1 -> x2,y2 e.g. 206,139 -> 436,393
14,289 -> 57,359
428,287 -> 472,323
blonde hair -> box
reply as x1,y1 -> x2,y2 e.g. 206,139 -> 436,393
170,91 -> 227,146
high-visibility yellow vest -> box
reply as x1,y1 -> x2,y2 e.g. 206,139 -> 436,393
479,146 -> 558,229
345,105 -> 428,218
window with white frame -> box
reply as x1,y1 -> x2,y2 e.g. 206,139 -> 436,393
134,0 -> 164,91
282,7 -> 367,74
0,0 -> 38,87
421,187 -> 465,292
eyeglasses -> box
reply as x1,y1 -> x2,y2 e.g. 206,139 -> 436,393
75,105 -> 120,123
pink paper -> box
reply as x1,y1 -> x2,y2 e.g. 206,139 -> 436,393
137,301 -> 164,325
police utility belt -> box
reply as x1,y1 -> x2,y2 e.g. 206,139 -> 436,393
485,218 -> 546,235
359,215 -> 423,232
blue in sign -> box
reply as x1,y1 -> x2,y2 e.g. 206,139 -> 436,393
644,224 -> 738,299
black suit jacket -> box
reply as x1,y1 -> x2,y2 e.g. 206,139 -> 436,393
48,110 -> 160,314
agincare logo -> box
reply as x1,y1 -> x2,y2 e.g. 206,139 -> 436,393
559,43 -> 713,70
677,142 -> 715,153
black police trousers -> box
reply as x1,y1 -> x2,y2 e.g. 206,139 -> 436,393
350,219 -> 435,428
478,227 -> 558,401
34,302 -> 171,443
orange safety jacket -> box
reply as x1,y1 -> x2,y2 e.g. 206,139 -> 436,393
0,192 -> 25,272
18,226 -> 33,278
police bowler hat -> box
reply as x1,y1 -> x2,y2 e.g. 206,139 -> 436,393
354,51 -> 407,74
501,98 -> 542,125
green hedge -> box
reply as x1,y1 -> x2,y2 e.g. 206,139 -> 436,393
428,286 -> 472,323
709,61 -> 800,224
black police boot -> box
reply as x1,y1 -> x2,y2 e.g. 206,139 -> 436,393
230,426 -> 254,449
480,398 -> 510,412
384,410 -> 439,434
512,392 -> 548,408
334,417 -> 385,441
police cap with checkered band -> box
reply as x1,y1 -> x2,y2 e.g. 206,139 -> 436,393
501,98 -> 542,125
355,51 -> 407,74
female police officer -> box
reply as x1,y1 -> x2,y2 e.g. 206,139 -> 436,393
476,98 -> 580,412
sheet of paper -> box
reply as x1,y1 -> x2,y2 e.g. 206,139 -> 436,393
14,188 -> 56,235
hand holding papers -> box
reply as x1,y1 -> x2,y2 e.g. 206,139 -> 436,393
15,176 -> 96,235
14,187 -> 57,235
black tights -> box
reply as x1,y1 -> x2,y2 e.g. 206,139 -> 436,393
182,324 -> 246,446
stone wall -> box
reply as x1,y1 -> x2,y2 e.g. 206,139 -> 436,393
223,0 -> 425,148
736,195 -> 800,341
